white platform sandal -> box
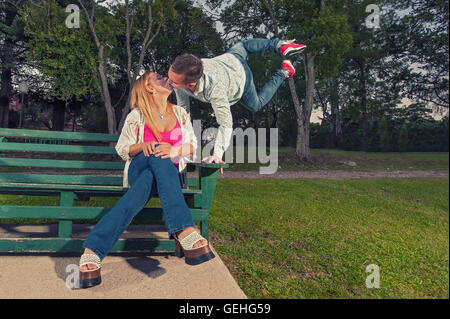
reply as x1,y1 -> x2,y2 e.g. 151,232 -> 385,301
174,230 -> 215,265
79,253 -> 102,288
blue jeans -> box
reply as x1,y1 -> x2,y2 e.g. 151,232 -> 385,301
82,151 -> 195,261
227,38 -> 286,112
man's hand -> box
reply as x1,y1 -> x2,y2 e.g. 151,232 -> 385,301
202,155 -> 225,175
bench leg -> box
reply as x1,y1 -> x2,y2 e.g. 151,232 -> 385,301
200,220 -> 209,241
199,167 -> 220,243
58,192 -> 74,238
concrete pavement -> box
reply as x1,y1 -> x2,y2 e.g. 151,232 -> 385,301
0,224 -> 246,299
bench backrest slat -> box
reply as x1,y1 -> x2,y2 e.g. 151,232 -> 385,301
0,142 -> 116,155
0,128 -> 119,142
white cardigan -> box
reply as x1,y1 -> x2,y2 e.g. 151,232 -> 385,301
115,105 -> 198,188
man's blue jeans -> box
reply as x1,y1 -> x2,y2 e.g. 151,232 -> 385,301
83,151 -> 195,261
227,38 -> 286,112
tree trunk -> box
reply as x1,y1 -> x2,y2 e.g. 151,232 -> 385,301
51,99 -> 66,131
98,46 -> 117,134
295,52 -> 316,161
0,5 -> 16,128
329,77 -> 343,148
261,0 -> 314,160
0,67 -> 11,127
78,1 -> 117,134
359,63 -> 368,152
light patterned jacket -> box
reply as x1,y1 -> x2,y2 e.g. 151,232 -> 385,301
174,53 -> 246,160
115,104 -> 198,188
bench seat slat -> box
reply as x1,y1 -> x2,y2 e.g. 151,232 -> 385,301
0,206 -> 208,220
0,173 -> 123,186
0,182 -> 201,194
0,158 -> 124,170
0,174 -> 197,187
0,142 -> 117,155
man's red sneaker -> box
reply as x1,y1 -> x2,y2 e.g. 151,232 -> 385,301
277,39 -> 307,58
281,60 -> 295,78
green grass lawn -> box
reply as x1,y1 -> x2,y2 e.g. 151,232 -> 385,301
0,178 -> 448,298
209,178 -> 449,298
227,147 -> 449,171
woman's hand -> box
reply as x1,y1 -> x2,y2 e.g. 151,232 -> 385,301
142,141 -> 158,157
153,142 -> 179,159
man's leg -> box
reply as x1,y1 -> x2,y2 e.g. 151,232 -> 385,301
240,69 -> 286,113
226,38 -> 294,112
227,38 -> 280,61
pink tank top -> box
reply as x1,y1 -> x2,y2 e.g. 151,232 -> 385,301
143,120 -> 182,167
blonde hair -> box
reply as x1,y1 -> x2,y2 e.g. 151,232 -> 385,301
130,71 -> 174,142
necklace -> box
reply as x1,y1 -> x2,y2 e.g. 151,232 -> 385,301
157,104 -> 168,119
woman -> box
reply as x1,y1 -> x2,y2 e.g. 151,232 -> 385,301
78,71 -> 214,289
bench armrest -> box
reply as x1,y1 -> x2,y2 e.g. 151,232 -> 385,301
187,162 -> 229,169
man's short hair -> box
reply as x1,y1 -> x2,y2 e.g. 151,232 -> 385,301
171,54 -> 203,84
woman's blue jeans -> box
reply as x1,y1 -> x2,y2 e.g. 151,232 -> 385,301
226,38 -> 286,112
82,151 -> 195,261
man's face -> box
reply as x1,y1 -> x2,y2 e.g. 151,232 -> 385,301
167,65 -> 191,90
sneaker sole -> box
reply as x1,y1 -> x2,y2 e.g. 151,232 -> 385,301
283,46 -> 306,58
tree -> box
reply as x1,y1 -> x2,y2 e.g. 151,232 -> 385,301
20,0 -> 100,130
204,0 -> 352,161
0,0 -> 29,127
398,122 -> 408,152
114,0 -> 176,131
378,116 -> 390,151
389,0 -> 449,111
144,0 -> 224,127
77,0 -> 175,134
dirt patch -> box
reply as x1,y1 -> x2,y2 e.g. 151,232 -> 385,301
210,170 -> 449,179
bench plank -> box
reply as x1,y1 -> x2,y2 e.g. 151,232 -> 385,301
0,173 -> 123,186
0,206 -> 209,221
0,142 -> 117,155
0,183 -> 202,195
0,158 -> 124,170
0,128 -> 119,142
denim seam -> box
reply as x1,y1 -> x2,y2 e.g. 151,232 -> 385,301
148,155 -> 178,232
168,222 -> 196,237
81,243 -> 105,262
169,223 -> 196,239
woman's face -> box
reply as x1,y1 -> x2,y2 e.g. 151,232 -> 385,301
148,72 -> 173,94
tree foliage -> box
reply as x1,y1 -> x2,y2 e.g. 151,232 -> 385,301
20,0 -> 100,101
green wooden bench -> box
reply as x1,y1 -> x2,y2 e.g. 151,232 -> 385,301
0,128 -> 227,253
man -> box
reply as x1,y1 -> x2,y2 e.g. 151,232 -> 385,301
167,38 -> 306,164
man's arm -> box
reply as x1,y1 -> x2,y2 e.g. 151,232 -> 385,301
174,89 -> 191,113
209,95 -> 233,161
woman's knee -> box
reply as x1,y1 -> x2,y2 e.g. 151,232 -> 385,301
129,167 -> 154,188
146,153 -> 177,168
129,153 -> 147,180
